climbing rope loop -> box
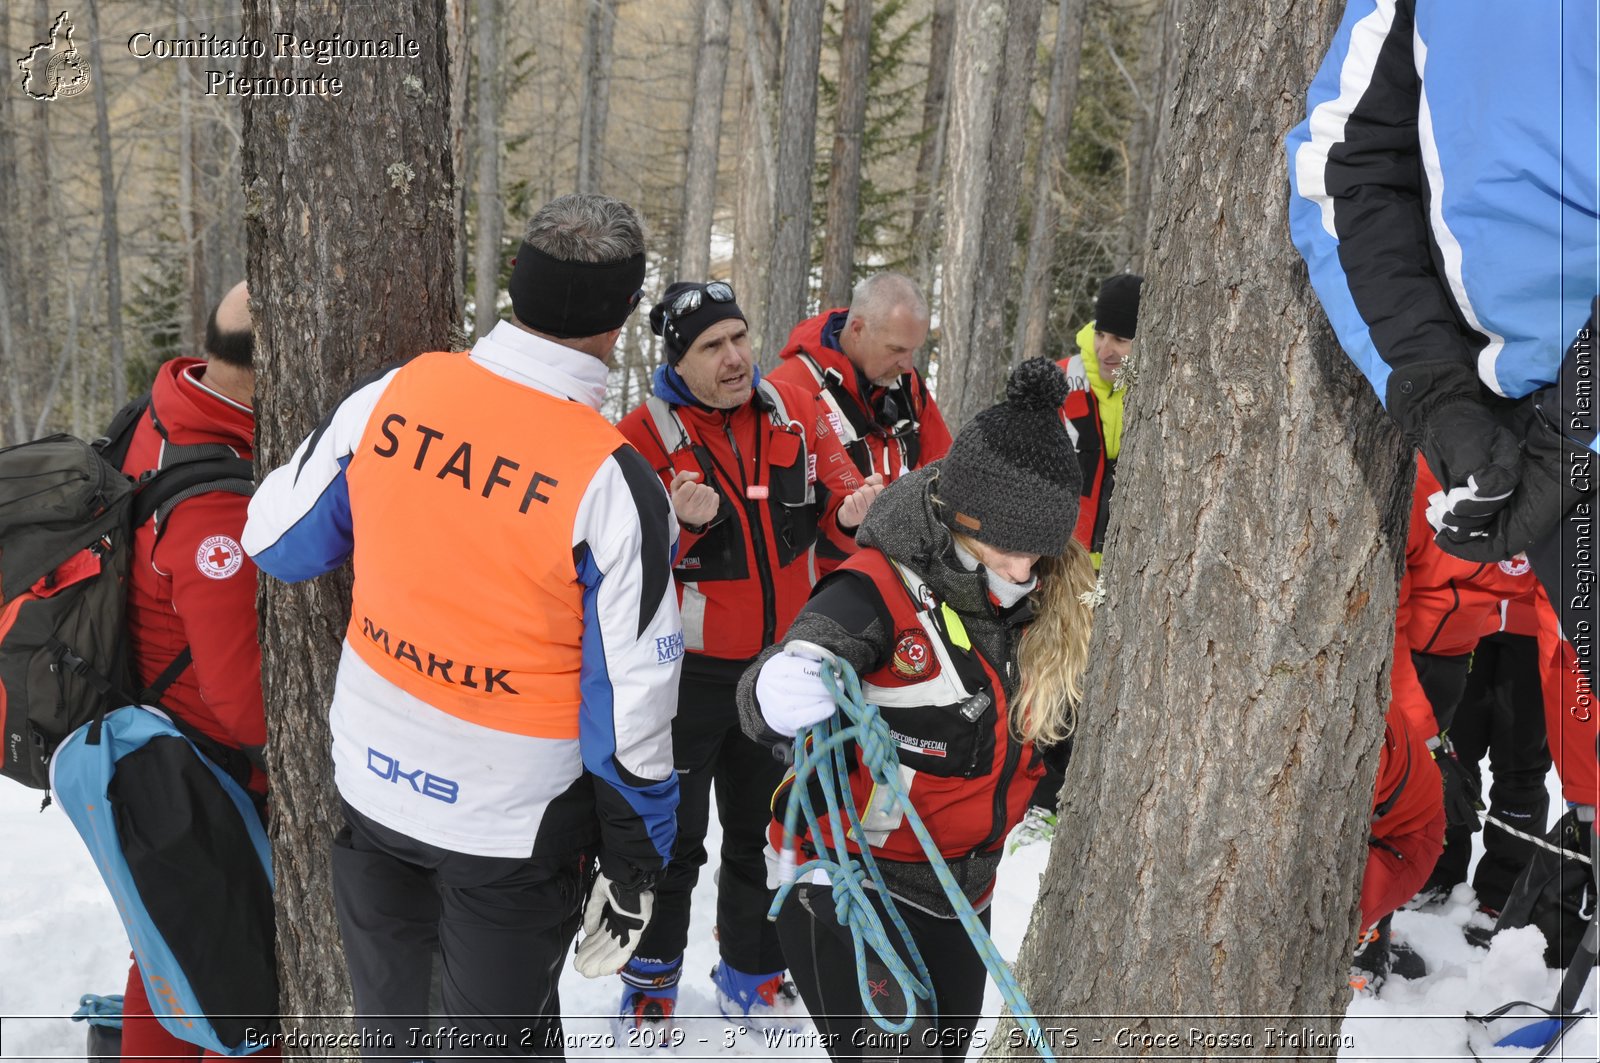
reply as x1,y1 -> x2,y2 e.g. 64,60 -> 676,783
766,640 -> 1056,1061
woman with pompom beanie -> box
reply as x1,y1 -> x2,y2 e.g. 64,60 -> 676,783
736,358 -> 1095,1060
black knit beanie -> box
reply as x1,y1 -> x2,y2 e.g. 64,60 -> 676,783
937,358 -> 1081,557
649,281 -> 746,365
1094,273 -> 1144,339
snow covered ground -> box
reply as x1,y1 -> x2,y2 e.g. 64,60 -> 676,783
1,772 -> 1594,1061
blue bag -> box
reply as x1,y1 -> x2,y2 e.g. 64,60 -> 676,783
50,706 -> 277,1056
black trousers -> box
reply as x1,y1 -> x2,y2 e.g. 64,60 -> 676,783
777,883 -> 990,1063
331,802 -> 587,1059
1435,632 -> 1554,909
632,655 -> 788,973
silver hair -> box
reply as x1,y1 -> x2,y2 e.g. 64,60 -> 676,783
846,272 -> 929,327
523,193 -> 646,263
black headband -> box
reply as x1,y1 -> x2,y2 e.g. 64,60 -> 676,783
507,242 -> 646,339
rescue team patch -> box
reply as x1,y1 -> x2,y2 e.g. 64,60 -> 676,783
1499,556 -> 1532,577
195,534 -> 244,580
890,628 -> 937,680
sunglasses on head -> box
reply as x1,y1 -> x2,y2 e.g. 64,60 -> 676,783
668,281 -> 736,318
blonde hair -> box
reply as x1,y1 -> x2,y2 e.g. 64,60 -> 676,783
1013,539 -> 1096,745
946,530 -> 1096,745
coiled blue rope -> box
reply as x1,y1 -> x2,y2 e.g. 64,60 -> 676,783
766,642 -> 1056,1060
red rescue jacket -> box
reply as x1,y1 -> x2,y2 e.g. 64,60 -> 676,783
121,359 -> 265,790
772,547 -> 1043,865
617,378 -> 864,660
772,310 -> 952,574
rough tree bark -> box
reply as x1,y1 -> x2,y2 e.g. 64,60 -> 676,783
473,0 -> 502,338
1013,0 -> 1086,365
759,0 -> 825,363
239,1 -> 458,1052
939,0 -> 1042,429
732,0 -> 779,342
84,0 -> 126,409
993,0 -> 1406,1055
575,0 -> 618,194
678,0 -> 732,280
818,0 -> 872,310
909,0 -> 955,308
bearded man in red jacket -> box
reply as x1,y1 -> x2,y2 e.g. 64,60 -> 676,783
117,280 -> 273,1061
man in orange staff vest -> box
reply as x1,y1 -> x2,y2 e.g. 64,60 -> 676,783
243,194 -> 681,1056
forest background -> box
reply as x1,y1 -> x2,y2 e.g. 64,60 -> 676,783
0,0 -> 1168,440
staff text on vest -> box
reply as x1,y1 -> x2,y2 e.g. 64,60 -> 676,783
372,413 -> 560,512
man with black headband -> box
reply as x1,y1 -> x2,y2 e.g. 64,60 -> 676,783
772,272 -> 952,575
244,194 -> 681,1055
614,281 -> 882,1035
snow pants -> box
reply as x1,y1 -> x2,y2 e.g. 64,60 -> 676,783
1433,632 -> 1553,910
632,654 -> 788,974
777,882 -> 989,1062
331,801 -> 587,1058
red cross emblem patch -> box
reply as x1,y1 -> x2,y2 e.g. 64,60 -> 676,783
195,534 -> 245,580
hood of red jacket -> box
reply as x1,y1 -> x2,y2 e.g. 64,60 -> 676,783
778,308 -> 852,377
151,357 -> 255,456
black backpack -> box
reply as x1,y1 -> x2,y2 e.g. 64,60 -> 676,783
1495,808 -> 1597,968
0,395 -> 254,789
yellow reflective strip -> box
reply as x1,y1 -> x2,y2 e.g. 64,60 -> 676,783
940,602 -> 972,650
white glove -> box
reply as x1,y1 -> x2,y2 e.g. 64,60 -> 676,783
755,651 -> 837,737
573,871 -> 654,977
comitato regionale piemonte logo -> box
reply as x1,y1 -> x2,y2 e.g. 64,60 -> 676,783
17,10 -> 92,101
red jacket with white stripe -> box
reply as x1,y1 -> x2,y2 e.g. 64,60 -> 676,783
121,359 -> 265,789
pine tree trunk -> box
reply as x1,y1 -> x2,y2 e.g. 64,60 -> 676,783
85,0 -> 126,410
177,0 -> 207,355
732,0 -> 779,342
1013,0 -> 1086,365
939,0 -> 1042,429
679,0 -> 732,280
760,0 -> 825,362
818,0 -> 872,310
473,0 -> 502,338
239,1 -> 459,1051
1125,0 -> 1183,273
575,0 -> 618,195
0,7 -> 25,445
991,1 -> 1407,1054
909,0 -> 955,305
447,0 -> 470,320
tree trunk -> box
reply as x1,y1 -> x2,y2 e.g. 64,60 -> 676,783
575,0 -> 618,194
85,0 -> 127,411
909,0 -> 955,304
679,0 -> 733,280
759,0 -> 825,363
473,0 -> 502,338
0,7 -> 25,445
239,1 -> 459,1052
448,0 -> 471,323
177,0 -> 207,355
818,0 -> 872,310
993,0 -> 1408,1054
732,0 -> 779,341
1125,0 -> 1184,273
1013,0 -> 1087,364
939,0 -> 1042,429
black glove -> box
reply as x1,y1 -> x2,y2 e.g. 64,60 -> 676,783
573,859 -> 655,978
1430,734 -> 1482,835
1432,401 -> 1592,562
